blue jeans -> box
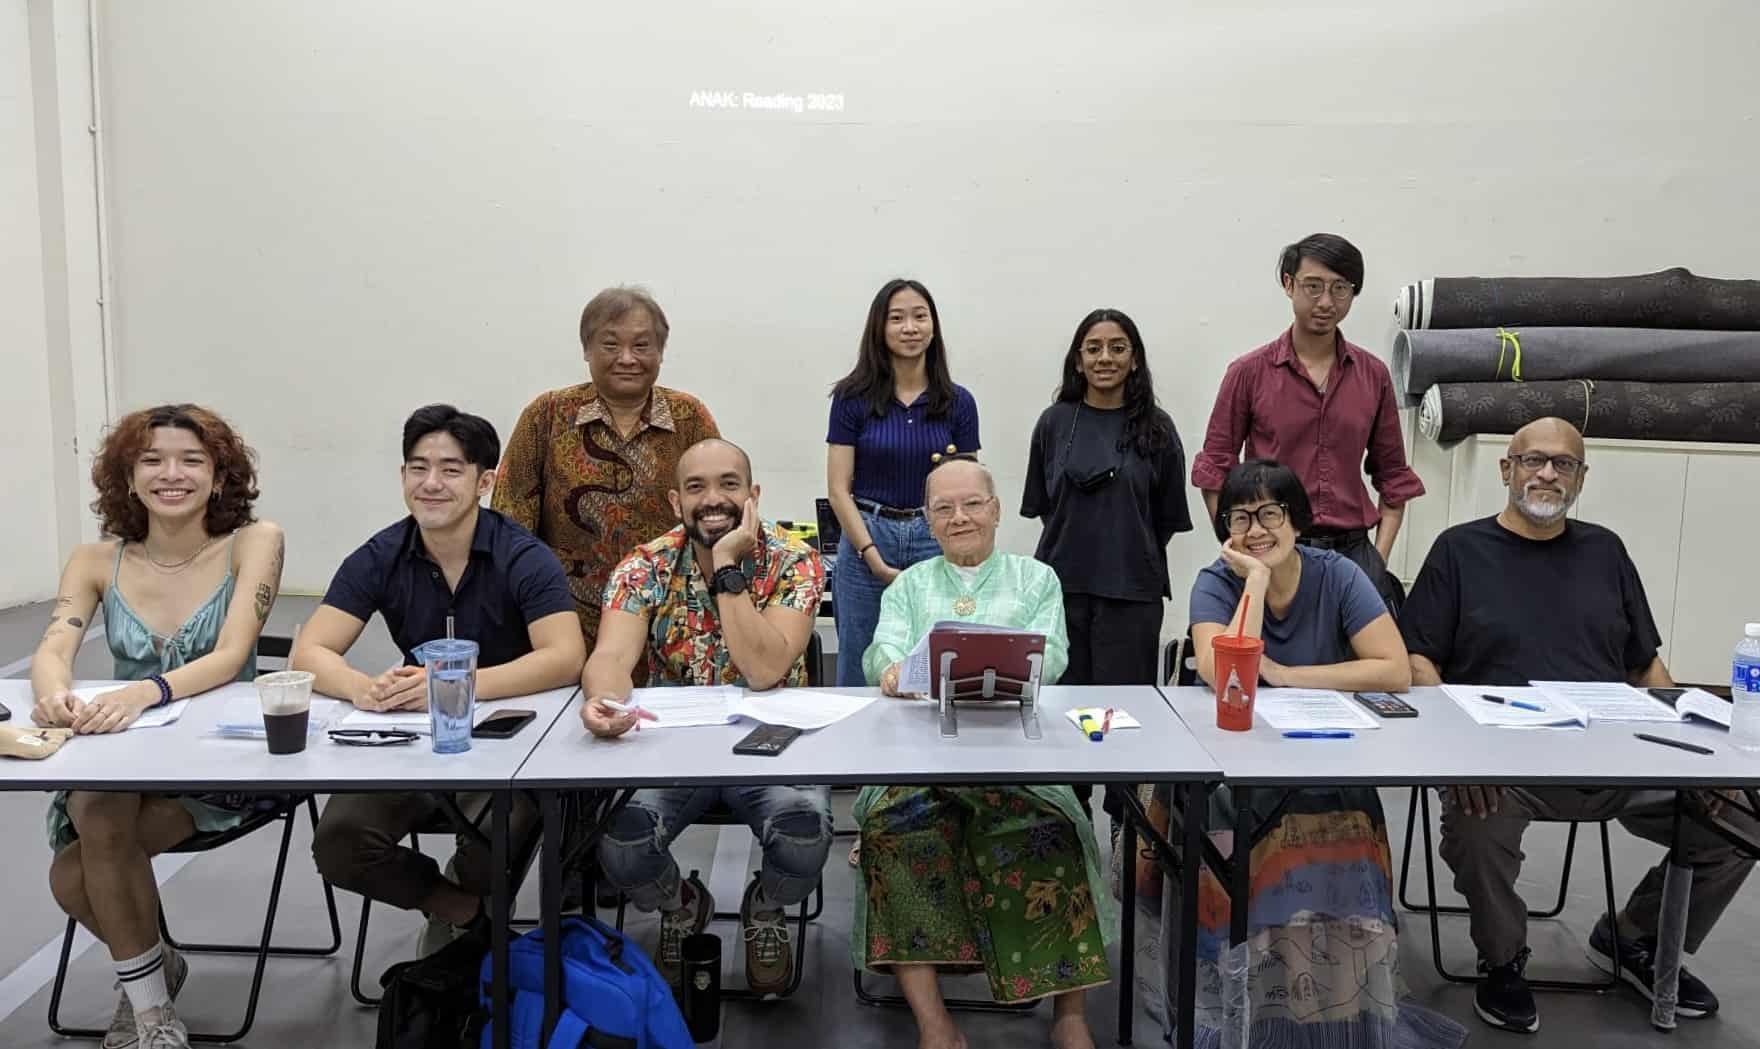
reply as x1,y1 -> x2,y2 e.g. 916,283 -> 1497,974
598,785 -> 833,911
832,510 -> 939,686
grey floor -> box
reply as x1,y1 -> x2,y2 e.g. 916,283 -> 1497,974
0,597 -> 1757,1047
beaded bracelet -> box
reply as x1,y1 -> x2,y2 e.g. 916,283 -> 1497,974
147,674 -> 173,708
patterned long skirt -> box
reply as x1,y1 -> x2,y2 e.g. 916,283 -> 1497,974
1171,786 -> 1466,1048
856,784 -> 1111,1003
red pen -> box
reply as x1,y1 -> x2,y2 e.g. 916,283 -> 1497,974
1101,707 -> 1114,734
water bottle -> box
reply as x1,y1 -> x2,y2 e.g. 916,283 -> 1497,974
1731,624 -> 1760,751
412,638 -> 479,754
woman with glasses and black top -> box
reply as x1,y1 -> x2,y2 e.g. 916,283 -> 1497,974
1023,308 -> 1192,696
826,278 -> 980,687
1192,233 -> 1424,614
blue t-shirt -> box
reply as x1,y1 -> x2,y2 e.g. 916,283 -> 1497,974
321,508 -> 576,668
1188,546 -> 1386,667
827,385 -> 980,509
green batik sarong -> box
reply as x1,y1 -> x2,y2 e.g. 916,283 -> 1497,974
855,784 -> 1112,1003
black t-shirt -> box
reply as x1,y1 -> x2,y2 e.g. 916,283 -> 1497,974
1020,401 -> 1194,602
1400,515 -> 1662,686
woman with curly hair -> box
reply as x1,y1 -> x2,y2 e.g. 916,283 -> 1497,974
29,404 -> 284,1049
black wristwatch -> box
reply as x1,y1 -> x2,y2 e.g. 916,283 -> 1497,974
711,564 -> 749,596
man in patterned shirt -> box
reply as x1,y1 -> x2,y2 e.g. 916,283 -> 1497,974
581,438 -> 831,995
493,286 -> 719,660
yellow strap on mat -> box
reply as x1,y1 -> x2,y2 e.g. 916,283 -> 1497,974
1495,327 -> 1523,382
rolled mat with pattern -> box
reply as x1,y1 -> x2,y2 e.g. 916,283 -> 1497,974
1418,380 -> 1760,446
1394,268 -> 1760,331
1391,327 -> 1760,406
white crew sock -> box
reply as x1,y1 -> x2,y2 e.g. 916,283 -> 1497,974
115,942 -> 171,1016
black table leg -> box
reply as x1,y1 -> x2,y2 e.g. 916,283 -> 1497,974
541,790 -> 563,1043
1175,782 -> 1206,1049
1118,792 -> 1137,1046
1230,786 -> 1251,951
491,791 -> 510,1049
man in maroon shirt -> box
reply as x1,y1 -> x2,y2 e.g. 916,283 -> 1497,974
1192,233 -> 1424,611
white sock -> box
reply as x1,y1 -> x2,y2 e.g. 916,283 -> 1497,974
115,943 -> 171,1016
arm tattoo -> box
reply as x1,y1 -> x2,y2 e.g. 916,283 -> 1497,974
254,532 -> 284,624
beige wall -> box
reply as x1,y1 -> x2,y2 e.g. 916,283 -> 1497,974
9,1 -> 1759,630
0,2 -> 61,607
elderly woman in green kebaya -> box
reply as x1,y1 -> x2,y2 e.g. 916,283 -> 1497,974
856,457 -> 1110,1049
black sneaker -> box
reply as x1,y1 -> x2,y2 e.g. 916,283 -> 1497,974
1475,948 -> 1540,1034
1587,915 -> 1719,1018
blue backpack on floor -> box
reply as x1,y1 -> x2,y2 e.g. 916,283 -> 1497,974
480,916 -> 694,1049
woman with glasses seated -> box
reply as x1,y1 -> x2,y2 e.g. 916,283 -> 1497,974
1176,459 -> 1464,1049
29,404 -> 283,1049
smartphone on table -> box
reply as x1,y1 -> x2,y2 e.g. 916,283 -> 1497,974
732,724 -> 801,756
472,708 -> 537,739
1353,691 -> 1419,718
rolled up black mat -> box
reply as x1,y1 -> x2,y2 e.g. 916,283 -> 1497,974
1417,380 -> 1760,446
1391,327 -> 1760,406
1394,269 -> 1760,331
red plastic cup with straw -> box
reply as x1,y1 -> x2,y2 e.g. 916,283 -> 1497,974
1211,593 -> 1264,731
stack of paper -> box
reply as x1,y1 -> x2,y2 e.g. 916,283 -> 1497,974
1442,685 -> 1585,728
69,685 -> 188,731
622,686 -> 878,731
1655,688 -> 1735,729
1253,689 -> 1379,731
1530,681 -> 1683,722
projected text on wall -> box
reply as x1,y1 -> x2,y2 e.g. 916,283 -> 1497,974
689,91 -> 845,115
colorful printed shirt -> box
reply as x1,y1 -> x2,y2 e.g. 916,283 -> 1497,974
602,521 -> 825,687
493,383 -> 719,657
863,551 -> 1069,685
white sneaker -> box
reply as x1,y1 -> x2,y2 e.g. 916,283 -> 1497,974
104,948 -> 189,1049
136,1004 -> 189,1049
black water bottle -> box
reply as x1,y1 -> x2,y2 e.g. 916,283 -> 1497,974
681,931 -> 722,1043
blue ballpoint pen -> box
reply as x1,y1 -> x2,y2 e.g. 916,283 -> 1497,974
1282,730 -> 1354,739
1480,692 -> 1547,713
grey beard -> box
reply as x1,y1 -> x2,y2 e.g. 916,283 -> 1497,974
1515,485 -> 1576,524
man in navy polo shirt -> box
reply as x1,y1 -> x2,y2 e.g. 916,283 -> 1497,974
293,404 -> 584,951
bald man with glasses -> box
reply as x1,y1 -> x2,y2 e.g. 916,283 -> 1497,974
1401,416 -> 1754,1035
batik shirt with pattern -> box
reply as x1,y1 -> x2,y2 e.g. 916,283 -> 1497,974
603,521 -> 824,686
493,383 -> 719,657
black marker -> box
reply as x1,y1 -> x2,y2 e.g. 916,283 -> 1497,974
1634,732 -> 1714,756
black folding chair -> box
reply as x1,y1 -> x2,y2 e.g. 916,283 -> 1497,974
1163,627 -> 1199,687
47,795 -> 343,1044
348,790 -> 556,1006
1398,786 -> 1620,990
